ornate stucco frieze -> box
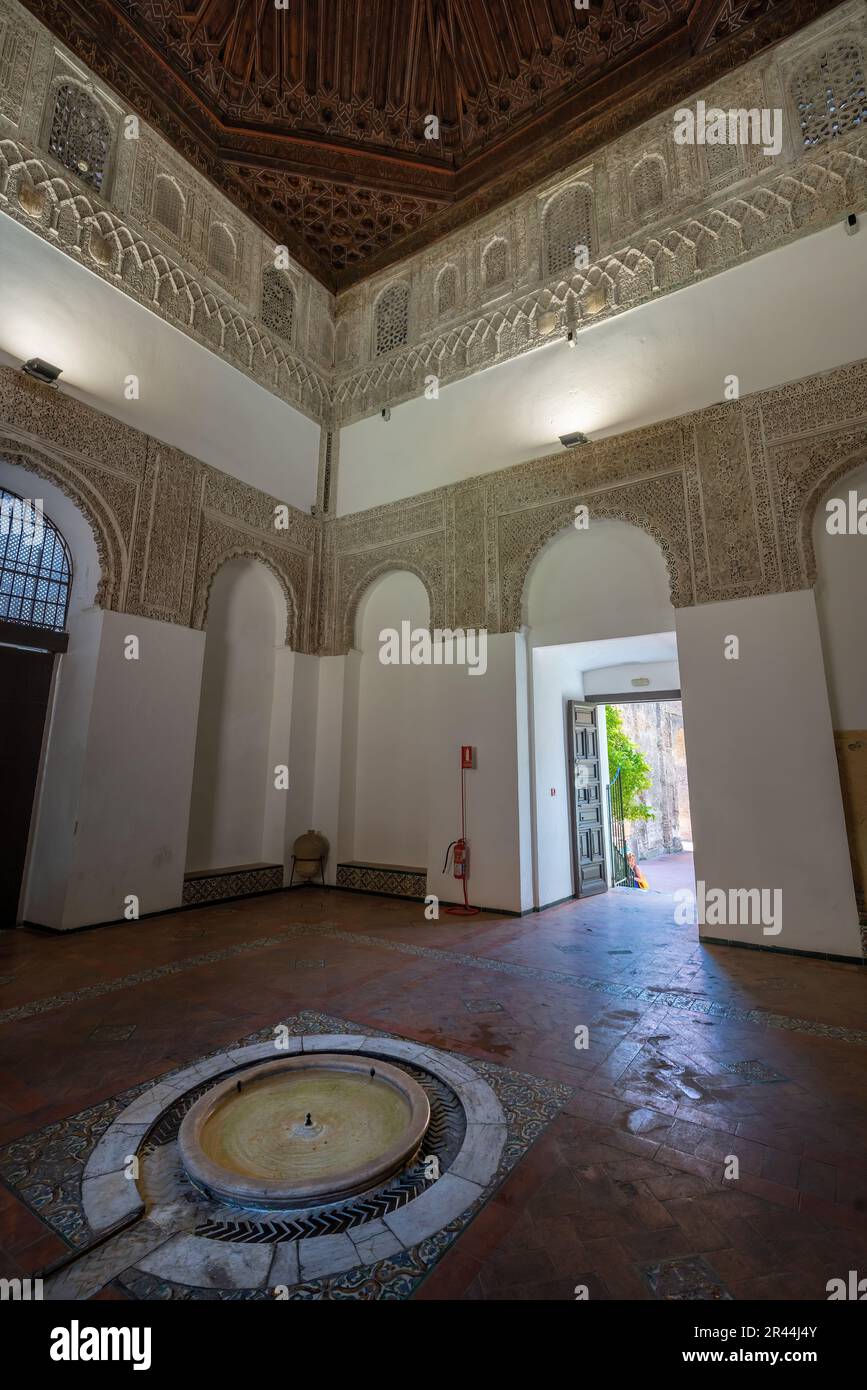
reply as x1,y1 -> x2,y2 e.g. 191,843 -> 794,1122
2,355 -> 867,654
1,0 -> 866,432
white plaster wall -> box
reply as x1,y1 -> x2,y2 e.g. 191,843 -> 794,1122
337,222 -> 867,515
583,660 -> 681,697
813,458 -> 867,730
282,652 -> 320,877
311,657 -> 349,883
351,572 -> 431,868
424,634 -> 527,913
186,558 -> 287,872
525,521 -> 676,648
515,635 -> 535,913
263,646 -> 294,865
63,611 -> 205,928
0,216 -> 319,508
676,590 -> 860,958
531,646 -> 585,908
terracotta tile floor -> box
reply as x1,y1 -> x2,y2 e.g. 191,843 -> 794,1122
1,885 -> 866,1300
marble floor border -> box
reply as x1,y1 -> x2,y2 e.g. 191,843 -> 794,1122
0,1010 -> 568,1301
1,917 -> 865,1047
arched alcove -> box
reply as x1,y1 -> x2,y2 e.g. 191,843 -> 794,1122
186,557 -> 289,874
345,570 -> 431,870
812,457 -> 867,919
524,518 -> 676,648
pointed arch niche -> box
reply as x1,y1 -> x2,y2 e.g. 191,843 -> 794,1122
338,570 -> 431,874
185,557 -> 292,877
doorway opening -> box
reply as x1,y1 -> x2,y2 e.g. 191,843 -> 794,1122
0,486 -> 72,926
599,696 -> 694,900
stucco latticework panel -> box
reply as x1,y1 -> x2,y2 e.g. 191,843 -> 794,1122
4,362 -> 867,660
190,513 -> 310,650
768,431 -> 867,592
323,359 -> 867,655
692,405 -> 766,599
327,530 -> 445,652
2,0 -> 867,433
333,4 -> 867,425
498,472 -> 694,634
0,365 -> 318,649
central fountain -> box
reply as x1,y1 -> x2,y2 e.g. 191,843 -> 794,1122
178,1053 -> 431,1210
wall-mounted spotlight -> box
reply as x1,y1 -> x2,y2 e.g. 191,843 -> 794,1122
846,212 -> 859,236
559,431 -> 589,448
381,407 -> 391,421
22,357 -> 62,386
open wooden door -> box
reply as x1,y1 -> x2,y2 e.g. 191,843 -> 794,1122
567,701 -> 608,898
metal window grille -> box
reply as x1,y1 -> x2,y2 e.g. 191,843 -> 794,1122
0,489 -> 72,633
793,41 -> 866,149
48,83 -> 110,193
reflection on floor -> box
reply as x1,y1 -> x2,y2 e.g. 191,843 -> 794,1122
0,881 -> 865,1300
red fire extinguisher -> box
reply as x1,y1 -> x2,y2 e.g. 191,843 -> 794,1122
453,838 -> 468,878
442,750 -> 480,915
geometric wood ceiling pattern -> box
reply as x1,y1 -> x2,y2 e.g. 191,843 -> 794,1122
20,0 -> 849,289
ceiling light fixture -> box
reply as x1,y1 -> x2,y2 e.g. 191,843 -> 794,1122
21,357 -> 62,387
559,431 -> 589,448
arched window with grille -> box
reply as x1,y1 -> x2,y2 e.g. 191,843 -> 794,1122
0,489 -> 72,633
153,176 -> 185,237
543,183 -> 595,279
374,282 -> 409,357
208,222 -> 236,282
483,239 -> 508,290
48,83 -> 112,193
631,155 -> 666,220
436,264 -> 459,317
261,267 -> 295,343
792,40 -> 866,149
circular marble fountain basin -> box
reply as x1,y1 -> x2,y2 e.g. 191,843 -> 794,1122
178,1054 -> 430,1209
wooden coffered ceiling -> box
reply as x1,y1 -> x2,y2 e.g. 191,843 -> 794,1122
20,0 -> 846,290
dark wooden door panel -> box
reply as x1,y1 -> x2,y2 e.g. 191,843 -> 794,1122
0,644 -> 54,926
567,700 -> 608,898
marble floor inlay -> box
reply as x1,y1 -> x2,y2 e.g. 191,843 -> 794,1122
3,917 -> 866,1049
0,1010 -> 568,1301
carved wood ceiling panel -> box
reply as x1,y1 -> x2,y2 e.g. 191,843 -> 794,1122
17,0 -> 848,288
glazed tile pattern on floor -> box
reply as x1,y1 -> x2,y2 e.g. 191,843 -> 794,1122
1,886 -> 866,1300
0,1011 -> 566,1300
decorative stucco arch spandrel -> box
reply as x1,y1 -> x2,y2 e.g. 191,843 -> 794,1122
340,557 -> 441,653
190,523 -> 305,650
498,472 -> 695,632
0,434 -> 126,610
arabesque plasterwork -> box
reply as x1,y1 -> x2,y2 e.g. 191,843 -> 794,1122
1,0 -> 866,440
317,356 -> 867,653
0,367 -> 318,651
1,349 -> 867,657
